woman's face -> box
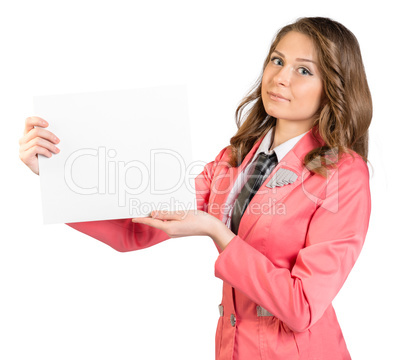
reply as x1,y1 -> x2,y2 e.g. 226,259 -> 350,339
261,31 -> 325,128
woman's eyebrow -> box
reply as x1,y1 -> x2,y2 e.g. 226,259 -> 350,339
273,50 -> 317,65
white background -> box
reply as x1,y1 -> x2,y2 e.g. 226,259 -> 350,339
1,0 -> 400,359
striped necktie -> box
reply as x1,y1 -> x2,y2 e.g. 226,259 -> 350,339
230,151 -> 278,235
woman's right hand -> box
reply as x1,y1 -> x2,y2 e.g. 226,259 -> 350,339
19,116 -> 60,175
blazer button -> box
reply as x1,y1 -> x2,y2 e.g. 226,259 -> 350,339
230,314 -> 236,327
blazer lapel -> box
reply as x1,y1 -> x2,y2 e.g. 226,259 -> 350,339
238,125 -> 326,238
212,137 -> 265,221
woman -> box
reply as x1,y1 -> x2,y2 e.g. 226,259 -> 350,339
19,17 -> 372,360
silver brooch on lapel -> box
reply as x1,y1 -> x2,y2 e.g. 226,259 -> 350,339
266,168 -> 298,188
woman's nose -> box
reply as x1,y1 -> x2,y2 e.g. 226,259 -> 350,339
273,66 -> 291,87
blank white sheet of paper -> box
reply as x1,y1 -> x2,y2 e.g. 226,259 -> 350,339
33,85 -> 196,224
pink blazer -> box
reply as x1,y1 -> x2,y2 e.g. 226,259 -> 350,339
67,125 -> 371,360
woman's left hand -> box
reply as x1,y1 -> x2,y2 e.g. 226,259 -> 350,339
132,210 -> 236,250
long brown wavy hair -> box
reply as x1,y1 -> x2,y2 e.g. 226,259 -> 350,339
229,17 -> 372,178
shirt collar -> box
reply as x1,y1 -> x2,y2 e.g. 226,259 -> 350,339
253,126 -> 309,163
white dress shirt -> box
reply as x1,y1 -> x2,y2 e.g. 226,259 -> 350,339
222,126 -> 309,228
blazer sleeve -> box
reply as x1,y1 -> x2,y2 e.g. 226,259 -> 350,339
66,146 -> 229,253
214,155 -> 371,332
66,219 -> 170,253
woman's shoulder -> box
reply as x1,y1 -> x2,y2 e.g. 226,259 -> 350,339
212,145 -> 233,164
308,148 -> 370,190
337,149 -> 369,173
324,149 -> 370,186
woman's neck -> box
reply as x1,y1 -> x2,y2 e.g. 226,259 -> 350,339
270,119 -> 314,150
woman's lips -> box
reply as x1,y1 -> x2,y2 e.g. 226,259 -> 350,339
268,92 -> 290,102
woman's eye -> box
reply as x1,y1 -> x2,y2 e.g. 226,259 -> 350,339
271,57 -> 282,66
299,67 -> 312,76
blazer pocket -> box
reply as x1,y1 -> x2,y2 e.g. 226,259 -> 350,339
293,329 -> 311,360
258,316 -> 300,360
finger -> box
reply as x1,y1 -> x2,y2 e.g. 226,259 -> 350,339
24,116 -> 48,136
132,217 -> 170,231
20,136 -> 60,155
19,126 -> 60,146
150,210 -> 187,220
19,146 -> 54,168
